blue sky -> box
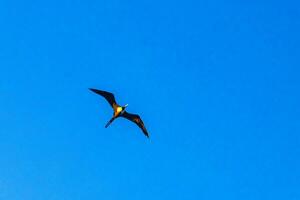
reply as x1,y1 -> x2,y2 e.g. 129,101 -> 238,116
0,0 -> 299,199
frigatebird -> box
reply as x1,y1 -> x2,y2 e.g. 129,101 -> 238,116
89,88 -> 149,138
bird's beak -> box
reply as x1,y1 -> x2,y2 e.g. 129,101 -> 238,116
125,104 -> 128,107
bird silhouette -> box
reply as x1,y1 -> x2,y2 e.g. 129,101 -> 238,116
89,88 -> 149,138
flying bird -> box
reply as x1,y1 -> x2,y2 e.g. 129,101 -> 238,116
89,88 -> 149,138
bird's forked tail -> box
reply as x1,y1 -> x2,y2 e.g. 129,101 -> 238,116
105,117 -> 115,128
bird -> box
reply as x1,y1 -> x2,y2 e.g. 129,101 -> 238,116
89,88 -> 149,138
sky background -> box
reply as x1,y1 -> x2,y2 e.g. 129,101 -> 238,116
0,0 -> 299,199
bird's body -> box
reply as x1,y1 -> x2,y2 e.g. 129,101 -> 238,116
89,88 -> 149,138
114,105 -> 124,117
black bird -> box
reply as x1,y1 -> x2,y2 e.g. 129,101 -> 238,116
89,88 -> 149,138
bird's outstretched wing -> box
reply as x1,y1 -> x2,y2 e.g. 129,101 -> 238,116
120,111 -> 149,138
89,88 -> 117,107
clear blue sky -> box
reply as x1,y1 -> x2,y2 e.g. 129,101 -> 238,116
0,0 -> 299,199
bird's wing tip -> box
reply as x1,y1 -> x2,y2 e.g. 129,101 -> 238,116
89,88 -> 98,93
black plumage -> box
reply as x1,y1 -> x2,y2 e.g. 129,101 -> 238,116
89,88 -> 149,138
